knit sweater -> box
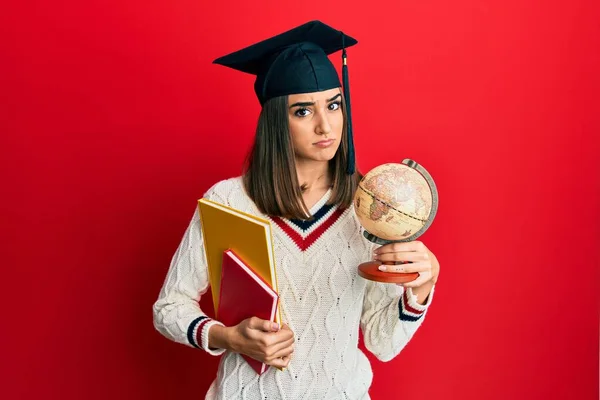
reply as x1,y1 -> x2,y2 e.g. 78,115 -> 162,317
153,177 -> 434,400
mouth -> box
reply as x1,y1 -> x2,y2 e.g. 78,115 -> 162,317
314,139 -> 335,148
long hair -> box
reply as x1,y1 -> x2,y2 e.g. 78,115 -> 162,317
242,94 -> 360,220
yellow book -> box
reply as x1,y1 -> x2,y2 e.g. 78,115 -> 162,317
197,198 -> 281,324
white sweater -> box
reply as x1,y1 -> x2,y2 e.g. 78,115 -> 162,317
153,177 -> 434,400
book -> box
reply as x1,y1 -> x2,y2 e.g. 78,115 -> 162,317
197,198 -> 280,324
218,249 -> 279,375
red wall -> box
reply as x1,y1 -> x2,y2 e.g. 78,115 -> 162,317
3,1 -> 599,399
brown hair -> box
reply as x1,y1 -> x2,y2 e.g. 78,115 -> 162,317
242,94 -> 361,219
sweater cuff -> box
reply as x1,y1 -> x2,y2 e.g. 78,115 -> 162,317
196,319 -> 227,356
399,285 -> 434,321
187,316 -> 226,356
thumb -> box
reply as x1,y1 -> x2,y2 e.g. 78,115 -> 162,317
250,317 -> 279,332
263,321 -> 280,332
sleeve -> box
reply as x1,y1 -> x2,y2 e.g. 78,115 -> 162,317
360,278 -> 434,362
152,185 -> 227,356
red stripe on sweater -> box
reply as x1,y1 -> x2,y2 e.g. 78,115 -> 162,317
402,290 -> 425,315
195,318 -> 212,348
271,208 -> 345,251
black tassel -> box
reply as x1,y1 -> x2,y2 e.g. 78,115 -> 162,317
341,34 -> 355,175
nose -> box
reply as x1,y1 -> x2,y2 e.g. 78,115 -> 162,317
315,112 -> 332,136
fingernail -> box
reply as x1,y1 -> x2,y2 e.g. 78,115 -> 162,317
378,265 -> 387,272
273,323 -> 280,331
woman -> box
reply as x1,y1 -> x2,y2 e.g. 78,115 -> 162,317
153,20 -> 439,399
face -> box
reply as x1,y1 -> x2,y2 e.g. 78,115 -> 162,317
287,88 -> 343,165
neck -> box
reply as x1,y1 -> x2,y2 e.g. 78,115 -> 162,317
295,159 -> 331,192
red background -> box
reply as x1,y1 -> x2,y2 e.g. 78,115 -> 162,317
2,1 -> 599,399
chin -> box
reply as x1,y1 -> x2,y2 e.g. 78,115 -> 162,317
315,149 -> 338,162
319,143 -> 341,159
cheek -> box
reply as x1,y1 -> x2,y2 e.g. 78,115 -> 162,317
331,111 -> 344,133
290,119 -> 313,135
333,112 -> 344,136
289,120 -> 309,148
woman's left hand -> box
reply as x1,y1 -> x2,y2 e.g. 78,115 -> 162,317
373,240 -> 440,289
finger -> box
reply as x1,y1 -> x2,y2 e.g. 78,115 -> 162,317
249,317 -> 279,333
269,341 -> 295,360
252,325 -> 293,348
401,271 -> 433,288
266,324 -> 293,341
280,354 -> 292,367
374,240 -> 427,254
268,337 -> 295,357
276,325 -> 294,339
378,261 -> 430,274
266,353 -> 292,369
375,251 -> 429,263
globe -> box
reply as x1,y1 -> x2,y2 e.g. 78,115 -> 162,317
353,159 -> 438,283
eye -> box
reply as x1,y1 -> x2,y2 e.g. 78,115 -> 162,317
294,108 -> 311,117
328,101 -> 341,111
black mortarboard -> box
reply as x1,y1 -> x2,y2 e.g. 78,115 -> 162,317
213,20 -> 358,175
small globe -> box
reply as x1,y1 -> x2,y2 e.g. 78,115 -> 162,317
354,160 -> 437,243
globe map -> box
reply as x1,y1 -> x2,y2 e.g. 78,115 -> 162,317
354,163 -> 434,242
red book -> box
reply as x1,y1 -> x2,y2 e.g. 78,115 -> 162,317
217,249 -> 279,375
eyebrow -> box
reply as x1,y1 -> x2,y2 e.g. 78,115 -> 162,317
289,93 -> 342,108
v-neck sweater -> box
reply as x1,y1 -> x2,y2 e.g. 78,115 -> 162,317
153,177 -> 434,400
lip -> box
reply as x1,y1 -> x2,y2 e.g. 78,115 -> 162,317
314,139 -> 335,148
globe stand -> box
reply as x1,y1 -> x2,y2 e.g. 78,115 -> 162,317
358,232 -> 420,284
358,261 -> 420,284
356,159 -> 439,284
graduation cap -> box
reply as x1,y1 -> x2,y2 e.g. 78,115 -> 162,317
213,20 -> 358,175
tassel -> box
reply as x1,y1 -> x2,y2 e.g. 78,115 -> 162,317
341,34 -> 355,175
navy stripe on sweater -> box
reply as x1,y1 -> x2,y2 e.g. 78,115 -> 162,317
399,291 -> 426,322
288,203 -> 335,231
399,310 -> 424,322
187,316 -> 208,348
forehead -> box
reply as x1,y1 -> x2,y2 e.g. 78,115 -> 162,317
288,88 -> 341,103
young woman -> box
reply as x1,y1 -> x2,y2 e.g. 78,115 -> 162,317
153,21 -> 439,400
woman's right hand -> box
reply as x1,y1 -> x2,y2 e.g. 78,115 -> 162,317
211,317 -> 295,369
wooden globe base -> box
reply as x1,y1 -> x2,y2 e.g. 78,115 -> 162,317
357,261 -> 419,284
